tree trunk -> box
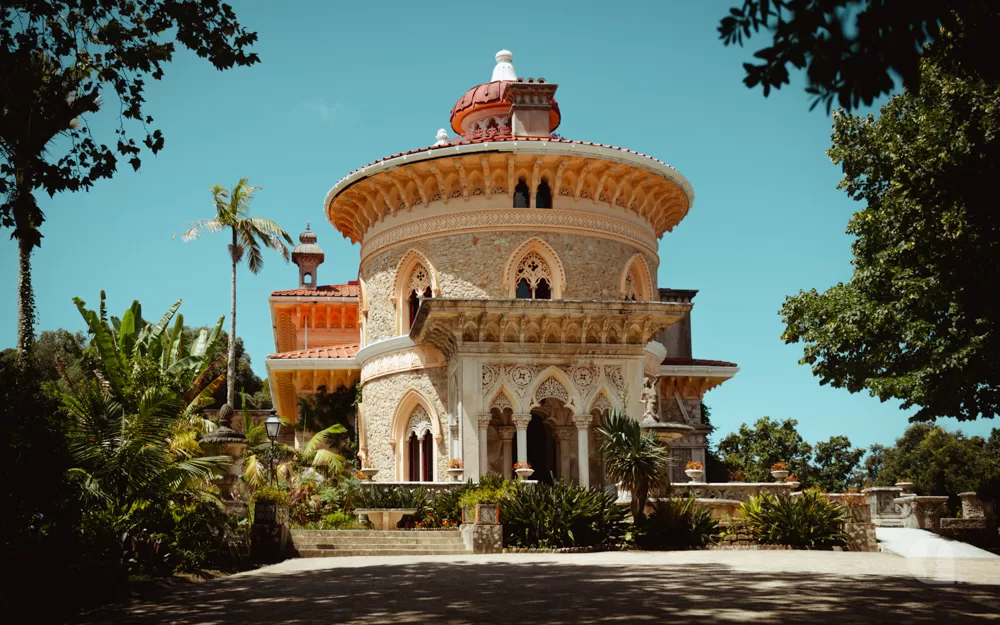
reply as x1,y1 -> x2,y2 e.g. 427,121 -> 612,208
228,227 -> 238,410
16,234 -> 36,365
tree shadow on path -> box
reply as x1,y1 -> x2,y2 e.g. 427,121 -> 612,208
77,558 -> 1000,625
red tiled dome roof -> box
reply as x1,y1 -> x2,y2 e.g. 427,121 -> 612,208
449,80 -> 560,135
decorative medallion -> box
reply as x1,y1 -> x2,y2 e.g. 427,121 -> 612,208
535,377 -> 569,404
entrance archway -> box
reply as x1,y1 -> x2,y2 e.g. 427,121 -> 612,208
527,412 -> 556,484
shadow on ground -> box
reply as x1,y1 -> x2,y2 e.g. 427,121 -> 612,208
77,558 -> 1000,624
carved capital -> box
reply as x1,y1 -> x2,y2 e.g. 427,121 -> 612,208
511,413 -> 532,430
572,414 -> 593,430
555,426 -> 576,441
477,414 -> 493,429
498,425 -> 517,440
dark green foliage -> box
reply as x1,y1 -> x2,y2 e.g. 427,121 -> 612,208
169,498 -> 249,572
718,1 -> 1000,111
717,417 -> 815,483
633,497 -> 720,550
429,482 -> 474,525
499,480 -> 626,549
351,484 -> 429,513
741,491 -> 847,549
781,43 -> 1000,422
297,383 -> 358,457
195,333 -> 269,409
813,435 -> 865,492
597,410 -> 670,520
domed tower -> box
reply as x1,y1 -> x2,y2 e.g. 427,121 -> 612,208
308,50 -> 738,484
292,222 -> 324,288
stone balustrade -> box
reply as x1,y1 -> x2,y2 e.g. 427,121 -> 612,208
672,482 -> 794,503
893,495 -> 950,531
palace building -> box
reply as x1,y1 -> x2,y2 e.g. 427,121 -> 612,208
265,50 -> 738,484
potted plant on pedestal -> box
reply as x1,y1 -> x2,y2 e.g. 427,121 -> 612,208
684,460 -> 705,482
770,461 -> 789,483
447,458 -> 465,482
786,474 -> 801,489
513,461 -> 534,479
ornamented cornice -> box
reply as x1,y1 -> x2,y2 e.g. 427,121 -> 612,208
360,209 -> 657,265
359,344 -> 446,384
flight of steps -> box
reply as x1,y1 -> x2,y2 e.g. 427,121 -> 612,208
290,529 -> 469,558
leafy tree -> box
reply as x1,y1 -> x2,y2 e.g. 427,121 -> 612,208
596,410 -> 670,521
297,384 -> 358,453
780,44 -> 1000,422
179,179 -> 291,413
718,1 -> 1000,111
717,416 -> 813,483
812,435 -> 864,492
1,1 -> 259,360
192,331 -> 268,409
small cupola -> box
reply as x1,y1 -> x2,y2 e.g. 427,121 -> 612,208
291,222 -> 324,288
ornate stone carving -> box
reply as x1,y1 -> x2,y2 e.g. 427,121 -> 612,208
408,405 -> 432,437
498,425 -> 516,440
567,365 -> 599,399
481,364 -> 500,397
641,375 -> 659,423
490,392 -> 513,413
535,377 -> 569,404
514,250 -> 552,292
590,393 -> 612,415
505,364 -> 538,397
623,275 -> 637,301
572,414 -> 593,430
360,209 -> 658,263
360,346 -> 446,383
477,414 -> 493,429
604,365 -> 628,400
406,262 -> 431,295
555,426 -> 576,441
511,413 -> 532,430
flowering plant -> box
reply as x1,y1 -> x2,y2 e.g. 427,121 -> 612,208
512,461 -> 532,471
448,458 -> 463,469
354,470 -> 365,479
685,460 -> 704,471
771,461 -> 788,471
786,474 -> 799,482
729,471 -> 746,482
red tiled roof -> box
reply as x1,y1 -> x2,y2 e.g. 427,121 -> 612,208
269,344 -> 359,360
272,281 -> 360,298
661,357 -> 738,368
449,80 -> 560,134
339,136 -> 677,181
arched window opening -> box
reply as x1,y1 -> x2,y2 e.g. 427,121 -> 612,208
403,261 -> 433,332
304,272 -> 313,285
421,434 -> 433,481
408,290 -> 420,327
515,278 -> 532,299
535,180 -> 552,209
535,278 -> 552,300
514,251 -> 553,300
407,433 -> 420,481
513,179 -> 530,208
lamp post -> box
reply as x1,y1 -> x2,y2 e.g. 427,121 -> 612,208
265,410 -> 281,486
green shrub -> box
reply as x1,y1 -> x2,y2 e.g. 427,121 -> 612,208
458,475 -> 516,509
633,497 -> 719,550
428,481 -> 474,524
500,480 -> 626,548
352,484 -> 429,513
251,485 -> 290,507
170,497 -> 249,572
741,490 -> 847,549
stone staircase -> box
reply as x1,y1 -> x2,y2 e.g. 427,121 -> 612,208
290,529 -> 469,558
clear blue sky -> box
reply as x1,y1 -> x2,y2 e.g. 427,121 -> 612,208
2,0 -> 994,449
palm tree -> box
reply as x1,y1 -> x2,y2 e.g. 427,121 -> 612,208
597,410 -> 671,521
179,179 -> 292,418
0,53 -> 101,363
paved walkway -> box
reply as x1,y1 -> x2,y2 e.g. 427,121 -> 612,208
79,551 -> 1000,624
876,527 -> 999,559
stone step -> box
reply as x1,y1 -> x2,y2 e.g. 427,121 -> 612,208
290,530 -> 461,538
292,536 -> 462,545
296,547 -> 469,558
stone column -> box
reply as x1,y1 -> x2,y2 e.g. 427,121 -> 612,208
418,435 -> 426,482
573,415 -> 592,488
499,426 -> 516,479
511,413 -> 532,467
556,427 -> 575,481
477,414 -> 492,478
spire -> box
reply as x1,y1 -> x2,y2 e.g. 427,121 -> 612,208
292,221 -> 324,288
492,49 -> 516,82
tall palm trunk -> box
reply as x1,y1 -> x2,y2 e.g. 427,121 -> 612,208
14,185 -> 37,366
227,227 -> 238,411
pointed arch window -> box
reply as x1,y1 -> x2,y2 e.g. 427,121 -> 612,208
535,180 -> 552,209
514,251 -> 553,300
404,262 -> 433,330
621,255 -> 652,302
513,179 -> 530,208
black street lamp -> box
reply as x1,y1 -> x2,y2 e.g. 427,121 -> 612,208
265,410 -> 281,486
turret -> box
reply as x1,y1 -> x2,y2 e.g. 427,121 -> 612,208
291,222 -> 324,288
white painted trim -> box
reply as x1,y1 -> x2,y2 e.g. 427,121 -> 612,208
324,141 -> 696,214
353,335 -> 416,366
659,364 -> 739,378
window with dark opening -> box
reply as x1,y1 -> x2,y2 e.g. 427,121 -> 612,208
535,180 -> 552,209
513,179 -> 530,208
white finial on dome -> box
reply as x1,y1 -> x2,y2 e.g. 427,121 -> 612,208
492,49 -> 517,82
433,128 -> 450,147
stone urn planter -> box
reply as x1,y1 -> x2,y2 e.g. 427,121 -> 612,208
514,467 -> 535,479
895,481 -> 914,492
684,468 -> 705,483
447,467 -> 465,482
355,508 -> 417,530
462,503 -> 500,525
770,470 -> 789,483
359,467 -> 380,481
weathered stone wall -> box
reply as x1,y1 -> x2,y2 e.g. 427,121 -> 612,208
361,231 -> 658,343
361,367 -> 450,481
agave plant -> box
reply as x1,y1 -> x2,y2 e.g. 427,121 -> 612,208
741,490 -> 847,549
597,410 -> 671,520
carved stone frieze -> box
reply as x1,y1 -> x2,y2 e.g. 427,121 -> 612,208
360,345 -> 446,383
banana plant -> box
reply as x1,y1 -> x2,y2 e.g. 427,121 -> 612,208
73,292 -> 226,414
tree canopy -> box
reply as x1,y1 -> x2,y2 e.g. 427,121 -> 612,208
719,1 -> 1000,111
780,41 -> 1000,422
716,416 -> 814,483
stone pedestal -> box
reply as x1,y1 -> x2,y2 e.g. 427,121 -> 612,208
460,503 -> 502,553
356,508 -> 417,530
200,431 -> 247,502
251,502 -> 289,563
895,495 -> 950,531
862,487 -> 905,526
